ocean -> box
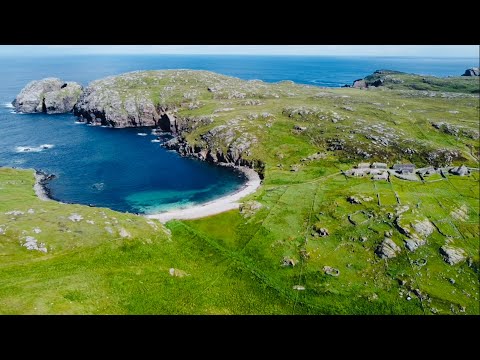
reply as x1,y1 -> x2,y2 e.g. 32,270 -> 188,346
0,55 -> 476,213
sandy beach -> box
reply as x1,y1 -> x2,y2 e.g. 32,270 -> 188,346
146,166 -> 261,223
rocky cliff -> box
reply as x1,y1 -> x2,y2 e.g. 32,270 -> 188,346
71,70 -> 267,175
13,78 -> 82,114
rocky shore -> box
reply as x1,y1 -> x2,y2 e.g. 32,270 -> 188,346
33,170 -> 54,201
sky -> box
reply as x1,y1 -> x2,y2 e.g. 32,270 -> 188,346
0,45 -> 478,57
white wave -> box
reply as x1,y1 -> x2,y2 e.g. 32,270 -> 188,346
151,139 -> 161,143
74,121 -> 85,124
15,144 -> 54,153
3,102 -> 14,109
137,132 -> 148,136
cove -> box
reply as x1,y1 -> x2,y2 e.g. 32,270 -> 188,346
0,108 -> 246,214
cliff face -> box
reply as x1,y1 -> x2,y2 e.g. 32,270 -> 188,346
13,78 -> 83,114
73,75 -> 163,128
70,70 -> 267,175
72,70 -> 232,129
163,130 -> 265,178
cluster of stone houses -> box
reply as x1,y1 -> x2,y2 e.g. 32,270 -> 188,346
345,162 -> 471,181
345,162 -> 390,180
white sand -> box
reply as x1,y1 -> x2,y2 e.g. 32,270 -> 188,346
146,166 -> 261,223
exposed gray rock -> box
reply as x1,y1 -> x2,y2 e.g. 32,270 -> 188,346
395,214 -> 434,251
169,268 -> 189,277
314,226 -> 329,237
118,228 -> 131,238
404,238 -> 426,252
352,79 -> 367,89
282,257 -> 297,267
74,79 -> 164,128
13,78 -> 82,114
323,266 -> 340,276
68,213 -> 83,222
440,246 -> 466,265
293,125 -> 307,132
293,285 -> 305,291
301,152 -> 326,162
239,200 -> 262,217
22,236 -> 47,253
462,67 -> 479,76
411,219 -> 435,238
375,238 -> 401,259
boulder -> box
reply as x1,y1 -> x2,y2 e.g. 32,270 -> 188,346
411,219 -> 435,238
352,79 -> 367,89
395,214 -> 434,251
323,266 -> 340,276
461,67 -> 479,76
404,237 -> 426,252
169,268 -> 189,277
440,246 -> 466,265
282,257 -> 296,267
375,238 -> 401,259
13,78 -> 82,114
240,201 -> 262,217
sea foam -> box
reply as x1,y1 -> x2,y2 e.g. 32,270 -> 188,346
15,144 -> 54,153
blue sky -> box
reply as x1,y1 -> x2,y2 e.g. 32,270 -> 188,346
0,45 -> 478,57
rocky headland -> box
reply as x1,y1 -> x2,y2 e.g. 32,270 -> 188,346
13,78 -> 82,114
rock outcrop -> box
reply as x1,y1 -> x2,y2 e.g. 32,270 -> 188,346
375,238 -> 402,259
352,79 -> 367,89
13,78 -> 82,114
440,246 -> 466,265
462,67 -> 479,76
395,213 -> 435,252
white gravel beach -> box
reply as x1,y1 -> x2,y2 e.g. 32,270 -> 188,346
146,166 -> 261,223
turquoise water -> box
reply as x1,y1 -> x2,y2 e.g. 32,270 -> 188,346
0,54 -> 476,213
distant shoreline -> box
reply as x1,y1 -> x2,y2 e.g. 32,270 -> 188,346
145,165 -> 261,223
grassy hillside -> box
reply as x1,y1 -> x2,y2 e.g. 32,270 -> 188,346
1,70 -> 478,314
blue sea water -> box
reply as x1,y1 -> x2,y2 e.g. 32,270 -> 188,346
0,55 -> 477,213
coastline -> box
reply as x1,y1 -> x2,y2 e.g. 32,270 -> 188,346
33,170 -> 52,201
145,165 -> 261,223
29,161 -> 261,223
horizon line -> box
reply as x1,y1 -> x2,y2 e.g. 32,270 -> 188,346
0,53 -> 477,58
